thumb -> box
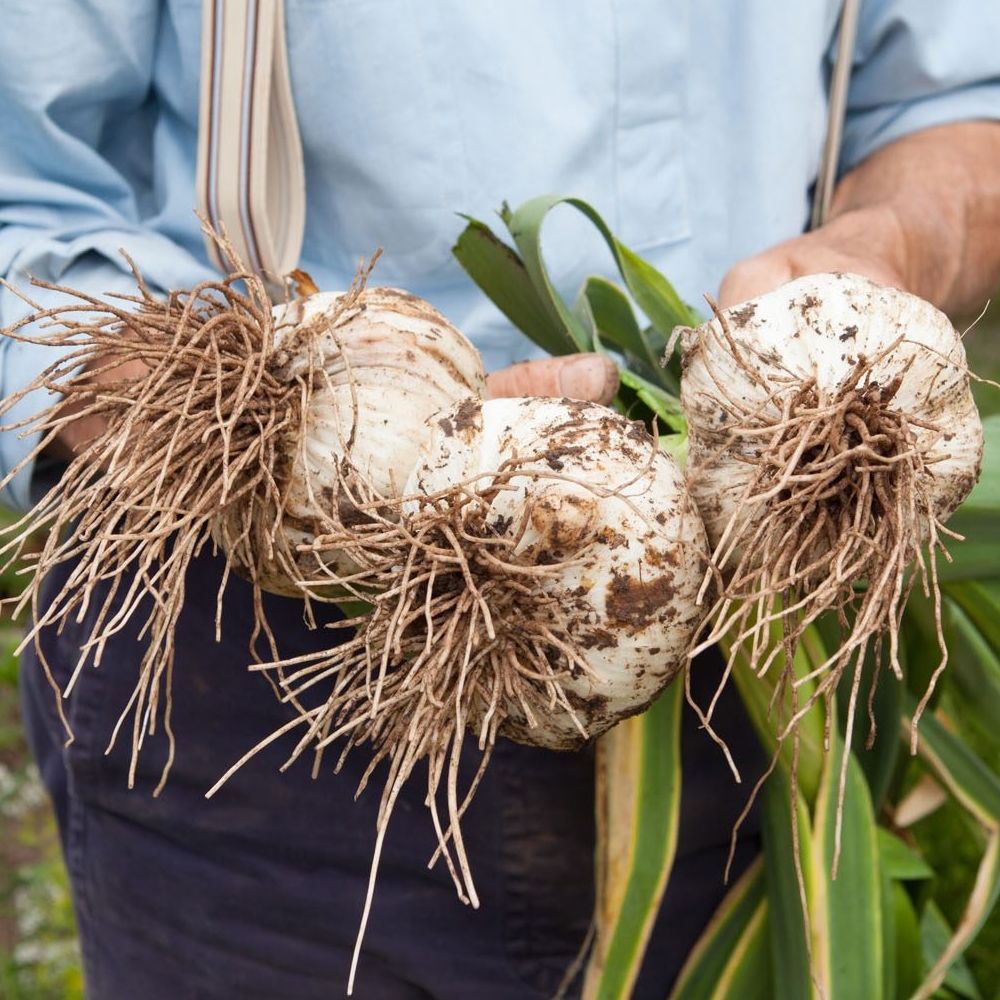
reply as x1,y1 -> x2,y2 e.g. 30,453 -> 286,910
486,353 -> 619,405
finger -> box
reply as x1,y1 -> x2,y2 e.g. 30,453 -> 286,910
486,353 -> 619,405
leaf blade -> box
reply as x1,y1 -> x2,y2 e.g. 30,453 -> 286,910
451,214 -> 584,357
583,683 -> 685,1000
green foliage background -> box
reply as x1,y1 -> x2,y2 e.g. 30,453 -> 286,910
453,193 -> 1000,1000
0,510 -> 83,1000
903,301 -> 1000,1000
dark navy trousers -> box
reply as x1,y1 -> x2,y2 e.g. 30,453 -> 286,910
20,547 -> 761,999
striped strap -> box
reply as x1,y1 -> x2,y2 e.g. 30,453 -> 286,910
196,0 -> 305,287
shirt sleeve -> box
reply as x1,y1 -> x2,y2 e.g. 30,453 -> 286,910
839,0 -> 1000,173
0,1 -> 211,512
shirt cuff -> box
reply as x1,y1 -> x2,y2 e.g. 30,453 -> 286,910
840,82 -> 1000,175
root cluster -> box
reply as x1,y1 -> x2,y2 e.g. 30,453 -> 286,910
0,241 -> 357,790
689,318 -> 954,783
1,253 -> 611,990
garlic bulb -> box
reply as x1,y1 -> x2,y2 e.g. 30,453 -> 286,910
680,271 -> 983,702
682,272 -> 982,561
401,394 -> 710,748
217,286 -> 488,595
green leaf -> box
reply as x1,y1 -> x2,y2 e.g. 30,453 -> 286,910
878,828 -> 934,882
810,734 -> 884,1000
574,277 -> 643,352
575,276 -> 676,391
908,699 -> 1000,826
696,900 -> 773,1000
614,367 -> 687,432
454,195 -> 697,434
761,770 -> 814,1000
937,415 -> 1000,582
921,901 -> 984,1000
901,588 -> 951,710
573,276 -> 686,431
726,621 -> 828,806
964,415 -> 1000,513
820,609 -> 904,811
946,579 -> 1000,654
668,858 -> 771,1000
933,589 -> 1000,751
759,728 -> 884,1000
584,682 -> 684,1000
888,882 -> 925,1000
904,701 -> 1000,998
451,214 -> 586,357
500,194 -> 700,345
612,240 -> 703,338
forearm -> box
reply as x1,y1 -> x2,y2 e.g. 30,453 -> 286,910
829,120 -> 1000,317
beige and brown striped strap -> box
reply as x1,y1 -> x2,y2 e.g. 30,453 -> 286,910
196,0 -> 305,288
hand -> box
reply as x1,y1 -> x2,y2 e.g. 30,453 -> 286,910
717,204 -> 909,309
720,122 -> 1000,316
486,352 -> 619,405
48,355 -> 149,462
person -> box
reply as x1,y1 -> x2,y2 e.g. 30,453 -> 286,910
2,2 -> 1000,998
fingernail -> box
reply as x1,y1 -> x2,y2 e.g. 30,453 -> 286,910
557,355 -> 619,403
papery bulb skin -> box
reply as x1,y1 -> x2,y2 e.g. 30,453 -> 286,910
681,272 -> 983,566
403,395 -> 710,749
272,288 -> 488,501
216,287 -> 488,596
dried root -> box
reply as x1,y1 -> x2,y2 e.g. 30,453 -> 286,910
696,360 -> 938,704
0,233 -> 370,790
686,303 -> 967,753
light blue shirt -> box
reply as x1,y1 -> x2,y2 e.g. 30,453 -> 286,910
2,0 -> 999,510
